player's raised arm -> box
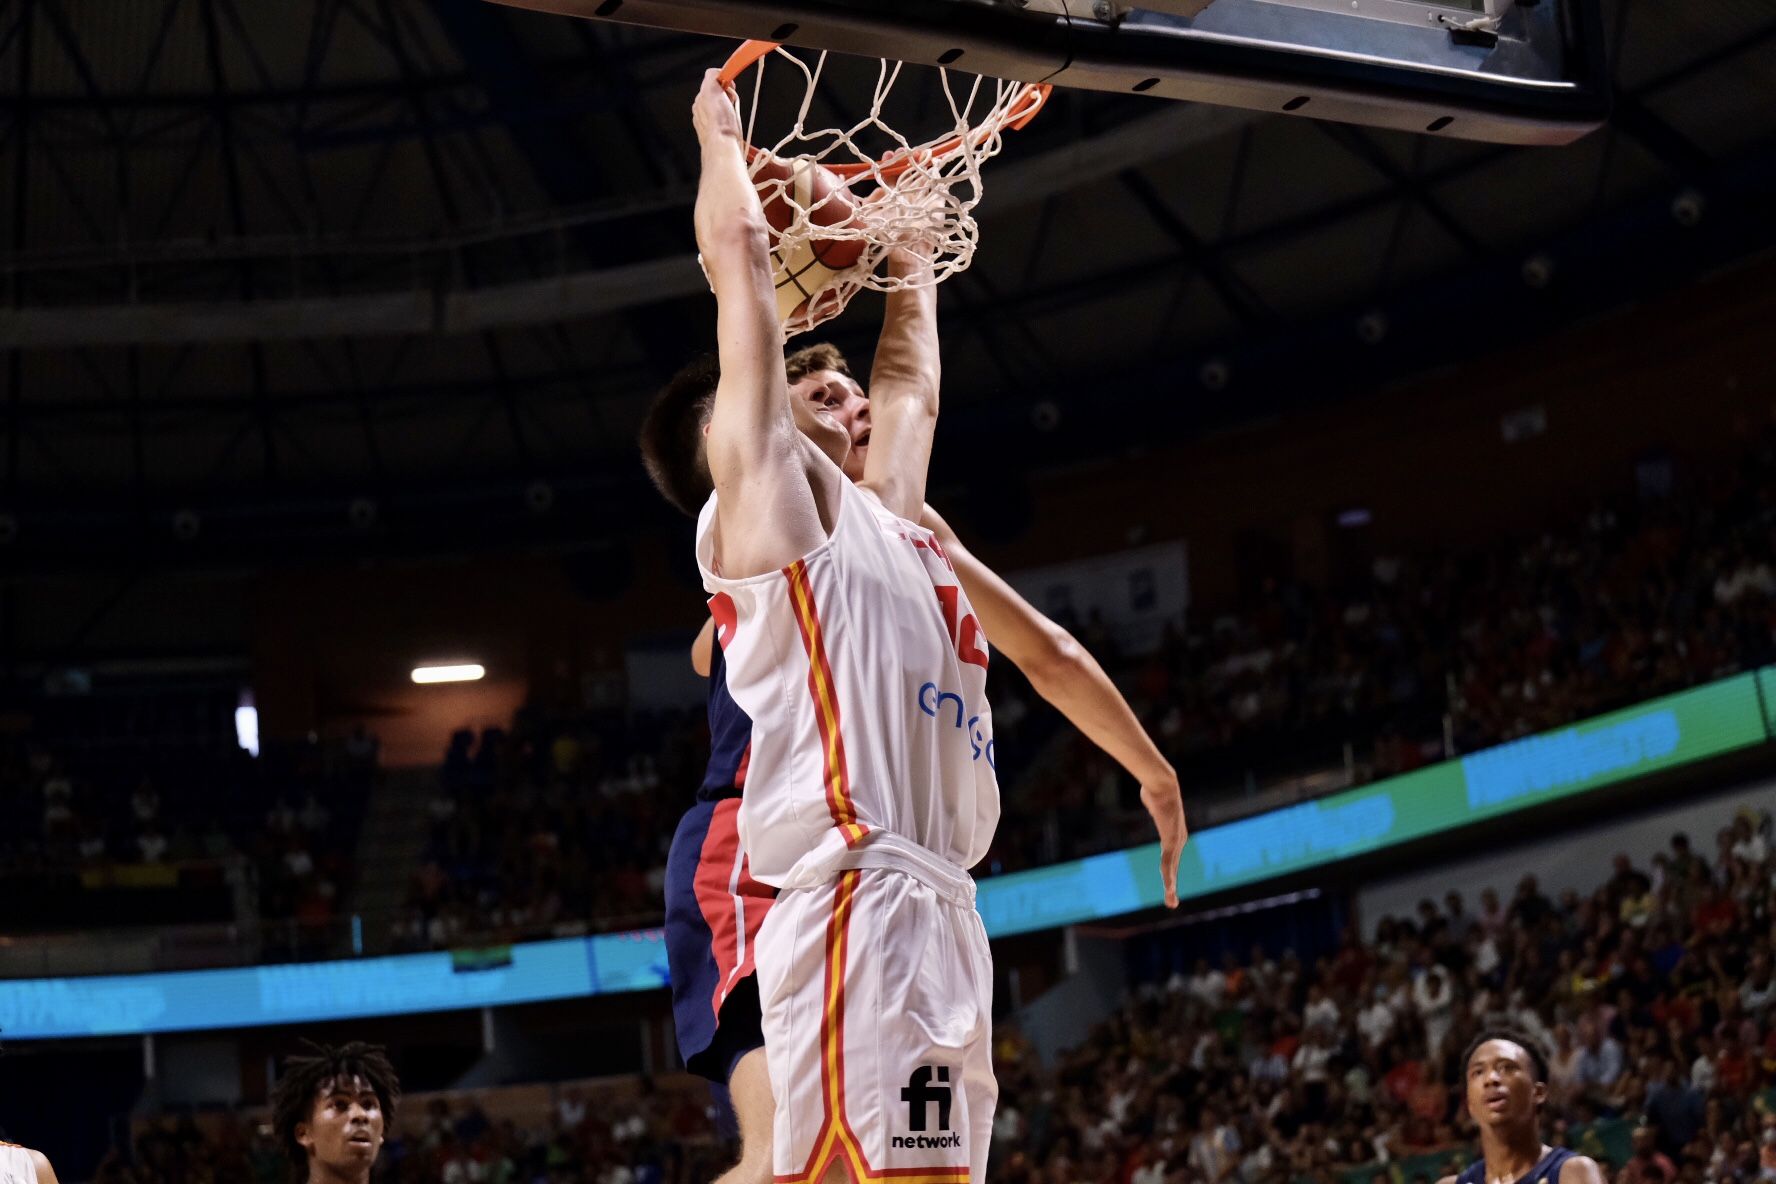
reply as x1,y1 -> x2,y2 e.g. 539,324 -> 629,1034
921,504 -> 1189,908
857,231 -> 941,521
691,70 -> 827,577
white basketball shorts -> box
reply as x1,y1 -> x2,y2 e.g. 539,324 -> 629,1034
755,846 -> 995,1184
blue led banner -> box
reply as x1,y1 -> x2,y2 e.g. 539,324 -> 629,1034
0,933 -> 667,1041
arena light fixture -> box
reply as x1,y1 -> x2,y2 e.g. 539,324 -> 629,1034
234,705 -> 260,757
411,663 -> 486,685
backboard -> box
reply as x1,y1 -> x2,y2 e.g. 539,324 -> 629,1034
489,0 -> 1609,146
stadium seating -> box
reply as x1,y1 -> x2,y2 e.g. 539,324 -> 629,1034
392,424 -> 1776,947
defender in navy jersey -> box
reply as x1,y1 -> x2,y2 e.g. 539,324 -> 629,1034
1443,1033 -> 1606,1184
664,638 -> 772,1085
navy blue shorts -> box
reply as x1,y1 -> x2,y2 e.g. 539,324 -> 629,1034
665,798 -> 777,1083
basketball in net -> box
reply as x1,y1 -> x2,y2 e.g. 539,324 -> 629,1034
717,40 -> 1050,338
752,155 -> 868,327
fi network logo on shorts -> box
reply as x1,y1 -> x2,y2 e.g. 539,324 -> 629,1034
894,1066 -> 963,1149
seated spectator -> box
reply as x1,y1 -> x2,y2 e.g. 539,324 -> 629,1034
1622,1126 -> 1680,1184
1575,1016 -> 1625,1092
135,823 -> 169,864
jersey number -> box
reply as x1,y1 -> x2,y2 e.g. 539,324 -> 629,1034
709,592 -> 738,649
935,586 -> 989,670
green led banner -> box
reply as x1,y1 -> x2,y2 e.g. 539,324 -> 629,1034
3,670 -> 1771,1037
1761,668 -> 1776,737
977,670 -> 1771,937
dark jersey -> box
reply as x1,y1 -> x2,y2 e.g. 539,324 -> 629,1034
696,639 -> 753,800
1456,1147 -> 1577,1184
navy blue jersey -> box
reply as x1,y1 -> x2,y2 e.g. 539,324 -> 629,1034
668,629 -> 772,1084
664,798 -> 770,1081
696,640 -> 753,801
1457,1147 -> 1577,1184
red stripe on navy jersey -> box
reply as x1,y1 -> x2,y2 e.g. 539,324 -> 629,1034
691,800 -> 745,1016
731,848 -> 770,986
690,799 -> 775,1016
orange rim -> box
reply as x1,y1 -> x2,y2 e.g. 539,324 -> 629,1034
716,39 -> 1051,182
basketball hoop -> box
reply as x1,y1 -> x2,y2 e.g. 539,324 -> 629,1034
714,40 -> 1050,338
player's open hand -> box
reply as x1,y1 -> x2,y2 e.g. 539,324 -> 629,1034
1140,775 -> 1188,909
692,69 -> 743,149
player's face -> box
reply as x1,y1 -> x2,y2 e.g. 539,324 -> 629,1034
296,1074 -> 385,1177
783,373 -> 853,471
791,369 -> 870,480
1465,1040 -> 1545,1130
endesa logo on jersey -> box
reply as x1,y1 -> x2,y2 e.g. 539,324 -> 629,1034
917,683 -> 995,770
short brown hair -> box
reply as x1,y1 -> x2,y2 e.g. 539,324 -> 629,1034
638,353 -> 721,518
785,342 -> 852,384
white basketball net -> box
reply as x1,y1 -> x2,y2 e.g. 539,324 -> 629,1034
733,46 -> 1049,338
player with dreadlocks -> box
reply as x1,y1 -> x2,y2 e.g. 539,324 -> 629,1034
270,1041 -> 400,1184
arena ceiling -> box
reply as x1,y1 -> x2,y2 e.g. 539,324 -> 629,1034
0,0 -> 1774,571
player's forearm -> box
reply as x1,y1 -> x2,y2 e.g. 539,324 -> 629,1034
870,239 -> 941,414
855,251 -> 939,518
1025,635 -> 1179,795
694,131 -> 768,265
871,263 -> 940,417
696,141 -> 797,467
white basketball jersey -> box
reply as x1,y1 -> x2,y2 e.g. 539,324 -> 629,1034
0,1144 -> 39,1184
695,457 -> 1000,891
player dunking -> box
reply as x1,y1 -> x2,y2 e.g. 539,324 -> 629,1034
650,68 -> 1025,1184
649,332 -> 1189,1184
0,1141 -> 59,1184
1440,1033 -> 1606,1184
270,1041 -> 400,1184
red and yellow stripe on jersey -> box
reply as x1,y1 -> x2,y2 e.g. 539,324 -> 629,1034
784,559 -> 870,849
772,871 -> 970,1184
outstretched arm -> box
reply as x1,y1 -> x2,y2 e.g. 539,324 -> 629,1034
692,70 -> 826,578
858,237 -> 940,521
922,504 -> 1188,908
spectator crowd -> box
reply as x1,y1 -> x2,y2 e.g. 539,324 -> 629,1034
5,428 -> 1768,960
399,424 -> 1776,945
981,423 -> 1776,873
982,807 -> 1776,1184
0,695 -> 379,958
113,804 -> 1776,1184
